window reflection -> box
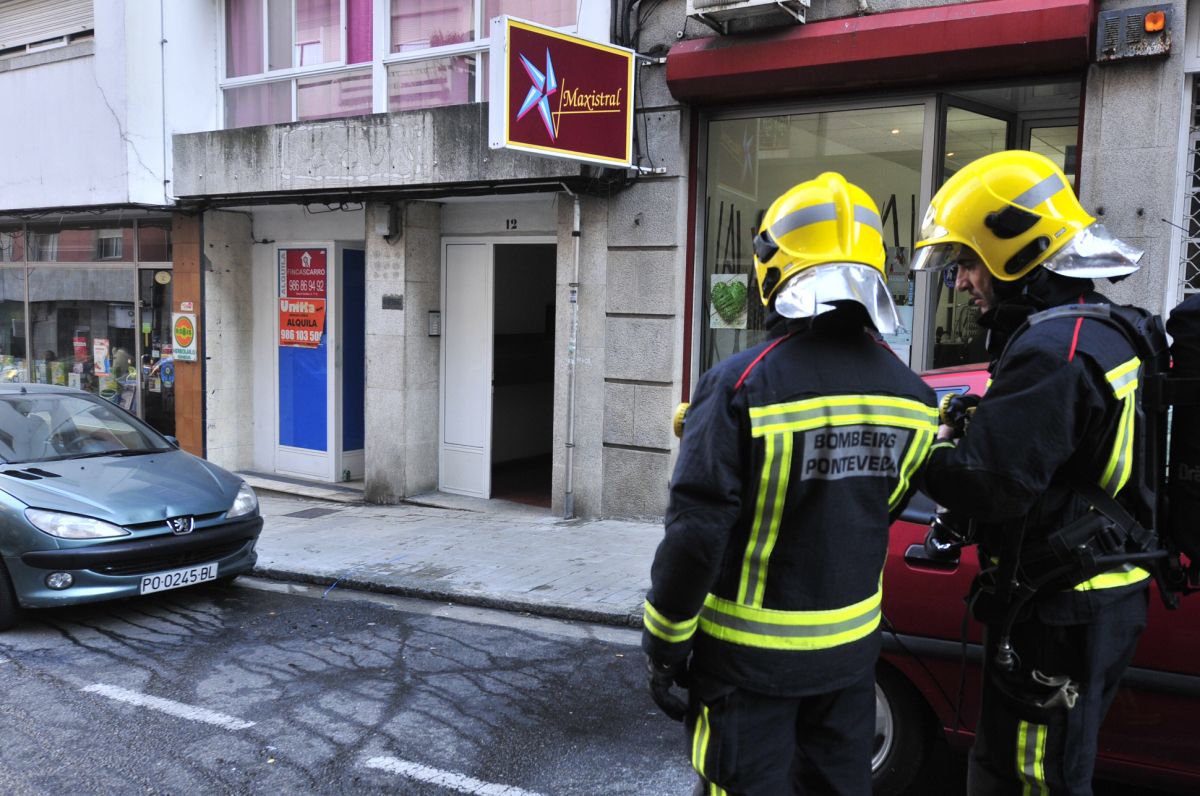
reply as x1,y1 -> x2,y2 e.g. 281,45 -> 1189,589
702,106 -> 925,370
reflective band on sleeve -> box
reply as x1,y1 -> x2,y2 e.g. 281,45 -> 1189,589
1105,357 -> 1140,400
699,582 -> 882,651
889,426 -> 935,510
738,432 -> 793,607
1073,563 -> 1150,592
749,395 -> 939,438
1013,172 -> 1066,210
643,599 -> 700,643
1017,720 -> 1048,795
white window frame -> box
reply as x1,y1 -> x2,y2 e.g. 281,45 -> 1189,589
219,0 -> 598,127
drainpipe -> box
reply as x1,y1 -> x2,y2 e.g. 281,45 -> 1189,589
563,190 -> 581,519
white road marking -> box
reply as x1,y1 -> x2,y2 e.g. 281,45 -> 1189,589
364,756 -> 545,796
81,684 -> 256,731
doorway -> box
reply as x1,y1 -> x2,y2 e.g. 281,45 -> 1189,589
439,239 -> 556,504
491,244 -> 555,507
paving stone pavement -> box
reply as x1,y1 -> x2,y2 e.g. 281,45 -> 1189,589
252,490 -> 664,628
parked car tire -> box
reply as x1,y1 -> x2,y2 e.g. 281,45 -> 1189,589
0,561 -> 22,631
873,664 -> 928,795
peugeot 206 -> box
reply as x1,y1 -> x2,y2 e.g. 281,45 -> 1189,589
0,384 -> 262,629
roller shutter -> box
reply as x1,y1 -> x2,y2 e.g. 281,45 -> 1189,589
0,0 -> 93,52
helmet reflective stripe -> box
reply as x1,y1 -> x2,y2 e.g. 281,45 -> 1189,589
1013,171 -> 1067,210
753,173 -> 888,307
770,202 -> 882,242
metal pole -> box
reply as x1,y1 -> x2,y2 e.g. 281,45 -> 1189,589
564,193 -> 580,519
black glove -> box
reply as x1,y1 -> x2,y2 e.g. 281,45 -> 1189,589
939,392 -> 980,439
646,656 -> 689,722
923,510 -> 973,560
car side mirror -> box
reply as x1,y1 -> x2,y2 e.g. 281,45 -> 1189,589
164,435 -> 179,447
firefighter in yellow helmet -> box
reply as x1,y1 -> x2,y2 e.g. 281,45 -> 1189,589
913,150 -> 1152,794
643,173 -> 938,794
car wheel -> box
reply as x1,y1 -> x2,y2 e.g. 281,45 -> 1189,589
873,664 -> 928,795
0,561 -> 21,631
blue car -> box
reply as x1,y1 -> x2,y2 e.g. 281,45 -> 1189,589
0,384 -> 262,628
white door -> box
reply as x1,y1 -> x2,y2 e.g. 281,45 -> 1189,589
440,242 -> 493,497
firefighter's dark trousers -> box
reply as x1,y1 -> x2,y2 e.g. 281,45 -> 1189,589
684,668 -> 875,796
967,588 -> 1147,795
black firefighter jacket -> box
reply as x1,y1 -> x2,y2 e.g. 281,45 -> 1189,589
923,287 -> 1152,624
642,319 -> 938,697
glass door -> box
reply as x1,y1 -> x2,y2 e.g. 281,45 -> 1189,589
927,104 -> 1012,369
138,268 -> 175,436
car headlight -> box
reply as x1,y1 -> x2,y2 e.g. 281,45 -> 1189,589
25,509 -> 130,540
227,482 -> 259,518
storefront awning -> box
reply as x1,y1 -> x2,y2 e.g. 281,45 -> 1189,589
666,0 -> 1093,104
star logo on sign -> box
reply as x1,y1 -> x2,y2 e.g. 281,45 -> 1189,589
517,49 -> 558,141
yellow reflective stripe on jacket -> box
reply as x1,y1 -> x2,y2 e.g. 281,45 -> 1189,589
1082,355 -> 1145,591
1017,720 -> 1048,795
748,395 -> 938,438
1099,382 -> 1137,497
1073,563 -> 1150,592
643,599 -> 699,643
738,432 -> 792,607
699,584 -> 882,651
890,425 -> 935,510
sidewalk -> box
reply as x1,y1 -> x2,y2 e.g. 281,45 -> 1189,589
250,489 -> 663,628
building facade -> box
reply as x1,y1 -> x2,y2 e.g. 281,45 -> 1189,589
3,1 -> 1196,521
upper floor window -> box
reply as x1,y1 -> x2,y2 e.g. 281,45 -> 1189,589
222,0 -> 578,128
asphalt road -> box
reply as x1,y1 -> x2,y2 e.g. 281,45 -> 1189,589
0,578 -> 694,795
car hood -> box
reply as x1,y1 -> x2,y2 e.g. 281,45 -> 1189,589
0,450 -> 241,526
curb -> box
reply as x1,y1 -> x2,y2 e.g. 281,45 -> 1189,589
252,565 -> 644,629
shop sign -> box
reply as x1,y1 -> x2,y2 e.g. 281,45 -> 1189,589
279,248 -> 327,299
278,298 -> 326,348
172,313 -> 198,362
488,16 -> 635,167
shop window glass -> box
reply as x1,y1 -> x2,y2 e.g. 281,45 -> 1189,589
0,269 -> 26,382
29,268 -> 136,409
0,227 -> 23,262
387,56 -> 474,112
391,0 -> 472,53
298,68 -> 373,121
1029,124 -> 1078,187
137,222 -> 173,263
485,0 -> 576,28
701,106 -> 925,371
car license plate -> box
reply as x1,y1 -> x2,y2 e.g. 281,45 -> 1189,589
139,562 -> 218,595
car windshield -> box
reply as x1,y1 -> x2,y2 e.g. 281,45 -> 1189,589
0,392 -> 173,464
